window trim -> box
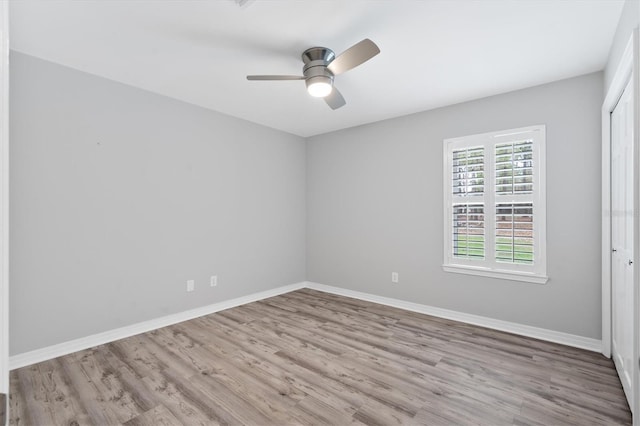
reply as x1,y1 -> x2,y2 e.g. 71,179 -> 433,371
442,125 -> 548,284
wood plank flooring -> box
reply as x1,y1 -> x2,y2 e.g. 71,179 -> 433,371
1,391 -> 6,425
9,289 -> 632,425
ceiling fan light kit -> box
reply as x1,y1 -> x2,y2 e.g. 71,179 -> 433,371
306,77 -> 333,98
247,39 -> 380,110
302,46 -> 336,98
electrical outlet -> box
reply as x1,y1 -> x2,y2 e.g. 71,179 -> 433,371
210,275 -> 218,287
187,279 -> 195,292
391,272 -> 399,283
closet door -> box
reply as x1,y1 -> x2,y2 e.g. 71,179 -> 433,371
611,77 -> 634,409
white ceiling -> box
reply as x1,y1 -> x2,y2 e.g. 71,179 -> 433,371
10,0 -> 625,137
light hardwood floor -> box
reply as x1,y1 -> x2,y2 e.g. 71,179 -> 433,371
9,289 -> 632,425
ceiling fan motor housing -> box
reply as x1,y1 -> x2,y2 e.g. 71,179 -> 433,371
302,47 -> 335,91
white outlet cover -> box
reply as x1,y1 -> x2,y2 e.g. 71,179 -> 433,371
210,275 -> 217,287
187,279 -> 195,292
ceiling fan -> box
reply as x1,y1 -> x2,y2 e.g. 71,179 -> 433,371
246,39 -> 380,110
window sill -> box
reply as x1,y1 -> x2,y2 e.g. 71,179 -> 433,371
442,264 -> 548,284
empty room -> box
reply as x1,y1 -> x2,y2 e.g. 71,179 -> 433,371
0,0 -> 639,425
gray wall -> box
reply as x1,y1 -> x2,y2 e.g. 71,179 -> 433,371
307,72 -> 603,339
10,52 -> 306,355
604,0 -> 639,93
9,49 -> 606,355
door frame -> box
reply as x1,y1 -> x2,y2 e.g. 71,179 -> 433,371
602,29 -> 639,418
0,0 -> 8,403
0,1 -> 8,416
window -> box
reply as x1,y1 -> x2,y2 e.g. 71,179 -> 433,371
443,125 -> 547,283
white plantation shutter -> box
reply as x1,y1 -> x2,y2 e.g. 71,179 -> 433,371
495,141 -> 533,194
494,140 -> 535,265
443,126 -> 547,284
453,203 -> 485,260
451,147 -> 485,260
452,147 -> 484,196
495,203 -> 533,264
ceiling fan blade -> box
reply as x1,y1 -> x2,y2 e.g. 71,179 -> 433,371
327,39 -> 380,75
325,87 -> 346,110
246,75 -> 305,81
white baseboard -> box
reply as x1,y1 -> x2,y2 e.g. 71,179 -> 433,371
9,281 -> 306,370
11,279 -> 602,370
305,282 -> 602,353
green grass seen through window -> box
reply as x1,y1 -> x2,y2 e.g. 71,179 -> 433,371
455,235 -> 533,263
